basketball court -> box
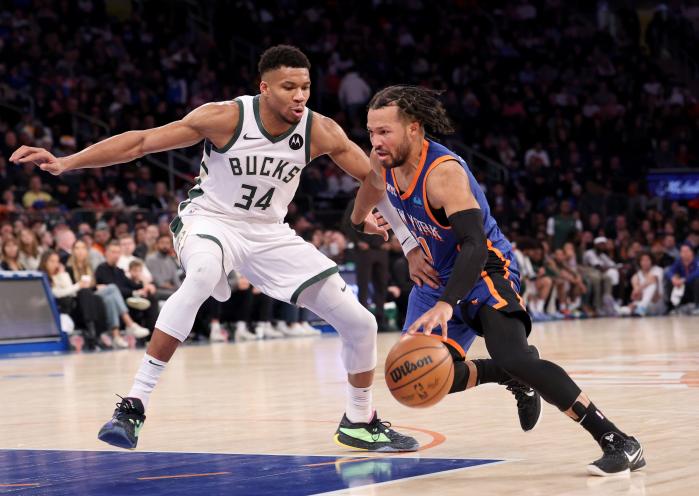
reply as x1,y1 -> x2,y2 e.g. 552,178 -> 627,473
1,316 -> 697,495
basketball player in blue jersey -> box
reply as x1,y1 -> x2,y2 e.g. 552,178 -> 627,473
10,47 -> 421,453
353,85 -> 645,476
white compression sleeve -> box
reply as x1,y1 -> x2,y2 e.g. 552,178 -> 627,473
375,193 -> 419,255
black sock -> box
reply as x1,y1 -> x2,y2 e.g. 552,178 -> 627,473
574,402 -> 627,445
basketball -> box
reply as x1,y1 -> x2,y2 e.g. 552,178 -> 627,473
384,334 -> 454,408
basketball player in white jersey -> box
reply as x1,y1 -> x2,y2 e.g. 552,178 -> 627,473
10,45 -> 423,452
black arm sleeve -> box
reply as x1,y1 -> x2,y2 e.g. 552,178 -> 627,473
438,208 -> 488,306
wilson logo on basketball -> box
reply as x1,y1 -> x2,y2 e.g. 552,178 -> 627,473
389,355 -> 434,383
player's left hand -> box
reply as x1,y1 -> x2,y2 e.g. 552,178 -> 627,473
407,301 -> 453,337
360,211 -> 389,241
373,210 -> 389,229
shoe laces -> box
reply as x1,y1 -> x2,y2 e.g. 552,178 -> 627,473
114,395 -> 140,417
503,381 -> 533,409
368,417 -> 392,441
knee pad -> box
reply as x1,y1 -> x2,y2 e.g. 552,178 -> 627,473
180,235 -> 230,301
155,250 -> 223,342
297,274 -> 378,374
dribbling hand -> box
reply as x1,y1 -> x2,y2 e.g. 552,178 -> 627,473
406,301 -> 453,337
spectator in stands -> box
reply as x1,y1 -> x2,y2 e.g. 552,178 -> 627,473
118,234 -> 153,283
1,237 -> 25,271
64,241 -> 110,350
343,200 -> 390,330
22,176 -> 53,209
17,228 -> 43,270
662,234 -> 679,262
521,240 -> 555,317
92,228 -> 111,255
338,68 -> 372,129
547,200 -> 582,250
0,189 -> 22,219
524,142 -> 550,168
54,227 -> 77,264
126,259 -> 160,330
650,239 -> 674,268
94,240 -> 151,340
548,248 -> 587,314
386,235 -> 412,329
146,234 -> 181,300
620,253 -> 666,317
150,181 -> 173,211
79,232 -> 106,270
583,237 -> 619,315
666,244 -> 699,314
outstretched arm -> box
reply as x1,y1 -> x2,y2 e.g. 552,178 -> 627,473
10,102 -> 238,175
311,114 -> 388,237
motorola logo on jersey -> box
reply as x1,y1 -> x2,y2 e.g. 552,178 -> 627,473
289,134 -> 303,150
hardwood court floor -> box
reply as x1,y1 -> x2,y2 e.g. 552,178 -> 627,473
1,316 -> 698,495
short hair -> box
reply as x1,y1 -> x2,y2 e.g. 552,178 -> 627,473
368,85 -> 455,135
106,240 -> 120,249
129,259 -> 143,270
258,45 -> 310,75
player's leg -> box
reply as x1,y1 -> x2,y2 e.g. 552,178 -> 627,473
403,286 -> 539,430
296,273 -> 419,452
97,235 -> 227,449
478,306 -> 645,476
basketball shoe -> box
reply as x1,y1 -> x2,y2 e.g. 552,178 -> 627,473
97,396 -> 146,449
499,345 -> 542,432
587,432 -> 645,476
334,412 -> 419,452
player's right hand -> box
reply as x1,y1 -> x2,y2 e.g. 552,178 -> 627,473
406,246 -> 440,289
9,146 -> 67,175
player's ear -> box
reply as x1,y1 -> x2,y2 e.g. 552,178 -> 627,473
259,79 -> 269,95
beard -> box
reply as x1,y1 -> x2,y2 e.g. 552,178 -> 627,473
377,139 -> 411,169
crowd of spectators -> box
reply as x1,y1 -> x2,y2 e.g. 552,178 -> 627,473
2,1 -> 699,350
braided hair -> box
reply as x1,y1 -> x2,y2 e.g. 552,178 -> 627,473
368,85 -> 454,135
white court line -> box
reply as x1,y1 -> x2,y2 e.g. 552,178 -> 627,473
312,459 -> 514,496
0,446 -> 500,461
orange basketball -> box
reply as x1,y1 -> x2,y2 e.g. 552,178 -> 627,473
384,334 -> 454,408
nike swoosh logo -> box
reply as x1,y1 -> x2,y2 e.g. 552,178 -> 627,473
400,237 -> 411,246
243,134 -> 262,140
626,447 -> 641,463
341,284 -> 347,292
148,360 -> 164,367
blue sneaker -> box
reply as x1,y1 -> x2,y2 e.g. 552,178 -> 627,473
97,396 -> 146,449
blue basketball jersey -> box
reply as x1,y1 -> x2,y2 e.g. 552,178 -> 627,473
384,139 -> 514,284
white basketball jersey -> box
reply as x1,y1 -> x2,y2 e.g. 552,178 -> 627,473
179,95 -> 312,223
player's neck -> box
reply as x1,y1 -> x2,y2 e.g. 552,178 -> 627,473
258,98 -> 295,137
396,137 -> 425,182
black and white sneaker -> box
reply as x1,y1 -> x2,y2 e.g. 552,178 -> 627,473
334,412 -> 419,452
587,432 -> 646,477
97,396 -> 146,449
500,346 -> 542,432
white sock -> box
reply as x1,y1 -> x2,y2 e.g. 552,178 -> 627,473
127,353 -> 167,410
346,384 -> 373,423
